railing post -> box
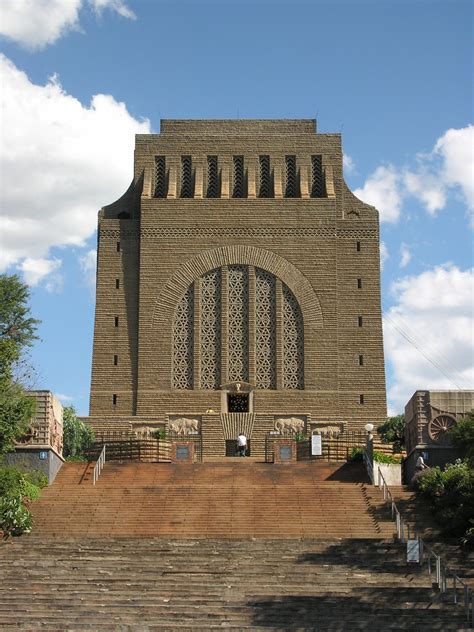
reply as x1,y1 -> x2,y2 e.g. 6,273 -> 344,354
436,556 -> 441,587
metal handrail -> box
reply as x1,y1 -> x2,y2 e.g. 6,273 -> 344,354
364,448 -> 473,625
92,444 -> 106,485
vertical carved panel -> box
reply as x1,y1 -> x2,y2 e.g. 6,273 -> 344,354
206,155 -> 219,198
311,155 -> 326,198
154,156 -> 167,198
258,155 -> 272,198
232,156 -> 246,198
283,285 -> 304,389
255,269 -> 276,389
200,269 -> 221,389
285,155 -> 298,198
228,265 -> 249,382
180,155 -> 193,198
173,285 -> 194,389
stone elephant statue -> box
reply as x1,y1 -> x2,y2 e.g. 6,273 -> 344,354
274,417 -> 305,435
169,417 -> 199,435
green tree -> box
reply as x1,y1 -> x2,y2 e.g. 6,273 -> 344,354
0,274 -> 40,454
376,414 -> 405,452
63,406 -> 95,458
451,411 -> 474,465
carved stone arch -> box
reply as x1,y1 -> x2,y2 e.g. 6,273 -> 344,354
153,245 -> 323,330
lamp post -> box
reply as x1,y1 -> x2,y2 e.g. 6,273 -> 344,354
364,422 -> 374,464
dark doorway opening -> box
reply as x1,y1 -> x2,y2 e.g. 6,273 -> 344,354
226,439 -> 251,457
227,393 -> 249,413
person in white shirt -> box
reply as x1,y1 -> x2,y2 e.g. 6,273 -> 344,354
415,454 -> 428,472
237,433 -> 247,457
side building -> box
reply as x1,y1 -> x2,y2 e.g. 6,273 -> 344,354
88,119 -> 386,456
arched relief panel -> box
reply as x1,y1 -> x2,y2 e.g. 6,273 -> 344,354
153,245 -> 323,332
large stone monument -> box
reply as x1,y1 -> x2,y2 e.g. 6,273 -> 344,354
87,120 -> 387,456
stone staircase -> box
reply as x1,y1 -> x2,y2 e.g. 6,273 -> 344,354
0,537 -> 469,630
30,461 -> 394,539
0,461 -> 470,629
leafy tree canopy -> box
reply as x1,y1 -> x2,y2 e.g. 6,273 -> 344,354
0,274 -> 40,454
451,411 -> 474,465
377,414 -> 405,451
63,406 -> 95,458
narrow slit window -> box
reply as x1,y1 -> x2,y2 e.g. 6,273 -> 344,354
357,278 -> 363,289
232,156 -> 246,198
358,316 -> 363,327
114,355 -> 118,366
311,155 -> 326,197
180,155 -> 193,198
115,279 -> 120,289
356,241 -> 361,252
154,155 -> 167,198
206,155 -> 219,198
112,394 -> 117,406
114,316 -> 119,327
359,355 -> 364,366
116,241 -> 121,252
359,394 -> 364,405
285,155 -> 299,198
258,155 -> 272,198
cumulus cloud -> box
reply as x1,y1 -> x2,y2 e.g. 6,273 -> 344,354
384,264 -> 474,414
0,55 -> 151,287
353,165 -> 402,223
380,241 -> 389,270
79,249 -> 97,288
399,243 -> 411,269
343,154 -> 355,174
355,125 -> 474,227
0,0 -> 135,50
17,257 -> 63,291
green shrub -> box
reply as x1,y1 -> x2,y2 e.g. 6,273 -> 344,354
63,406 -> 95,457
151,428 -> 167,440
348,447 -> 364,462
373,451 -> 403,465
23,470 -> 48,489
377,415 -> 405,451
0,494 -> 32,537
65,455 -> 87,462
416,460 -> 474,545
451,412 -> 474,465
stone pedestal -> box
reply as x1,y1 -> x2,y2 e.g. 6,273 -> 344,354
273,439 -> 296,464
171,441 -> 195,463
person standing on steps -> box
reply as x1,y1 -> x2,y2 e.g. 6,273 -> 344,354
237,432 -> 247,457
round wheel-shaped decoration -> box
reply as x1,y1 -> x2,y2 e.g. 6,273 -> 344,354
428,414 -> 456,444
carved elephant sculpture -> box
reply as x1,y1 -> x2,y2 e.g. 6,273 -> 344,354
274,417 -> 305,435
169,417 -> 199,435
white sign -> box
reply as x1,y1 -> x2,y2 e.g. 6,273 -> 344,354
311,434 -> 322,456
407,539 -> 420,563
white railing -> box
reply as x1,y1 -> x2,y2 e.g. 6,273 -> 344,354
92,444 -> 106,485
365,449 -> 473,626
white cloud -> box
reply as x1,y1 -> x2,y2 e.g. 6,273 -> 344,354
356,125 -> 473,227
0,0 -> 135,50
79,249 -> 97,288
384,264 -> 474,414
380,241 -> 389,270
399,243 -> 411,269
0,55 -> 151,284
56,393 -> 75,404
343,154 -> 355,174
17,257 -> 63,291
353,165 -> 402,223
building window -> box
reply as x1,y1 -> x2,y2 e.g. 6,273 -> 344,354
114,316 -> 119,327
173,266 -> 304,391
357,278 -> 362,289
232,156 -> 246,198
116,241 -> 121,252
359,355 -> 364,366
206,155 -> 220,198
115,279 -> 120,289
112,394 -> 117,406
114,355 -> 118,366
356,241 -> 361,252
285,155 -> 299,198
180,155 -> 194,198
154,155 -> 167,198
359,394 -> 364,405
358,315 -> 363,327
311,155 -> 326,197
258,155 -> 272,198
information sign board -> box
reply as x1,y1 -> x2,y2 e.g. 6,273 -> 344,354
311,434 -> 322,456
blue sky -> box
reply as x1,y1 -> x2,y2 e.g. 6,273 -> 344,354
1,0 -> 473,416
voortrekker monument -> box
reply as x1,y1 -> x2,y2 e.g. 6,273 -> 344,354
87,120 -> 386,456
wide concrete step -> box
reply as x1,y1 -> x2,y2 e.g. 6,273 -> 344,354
0,538 -> 468,630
